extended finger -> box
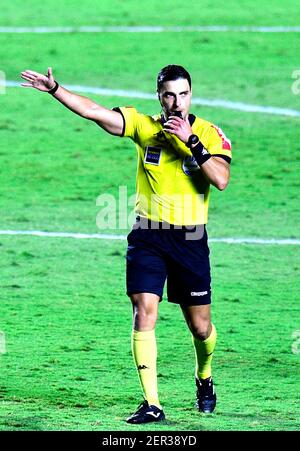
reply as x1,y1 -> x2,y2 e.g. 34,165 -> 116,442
21,73 -> 36,81
20,83 -> 34,88
21,70 -> 37,78
24,70 -> 41,77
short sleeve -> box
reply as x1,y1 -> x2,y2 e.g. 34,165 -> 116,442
112,106 -> 141,140
207,124 -> 232,163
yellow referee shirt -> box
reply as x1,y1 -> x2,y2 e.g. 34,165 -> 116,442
116,107 -> 232,225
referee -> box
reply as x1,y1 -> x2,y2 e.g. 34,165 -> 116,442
21,65 -> 232,424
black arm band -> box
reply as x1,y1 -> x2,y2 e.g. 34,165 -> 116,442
190,141 -> 212,166
48,81 -> 59,95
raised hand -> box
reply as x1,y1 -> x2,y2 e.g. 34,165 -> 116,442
163,115 -> 193,144
20,67 -> 55,92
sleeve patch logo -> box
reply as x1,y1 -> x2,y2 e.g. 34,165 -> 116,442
211,125 -> 232,150
144,146 -> 162,165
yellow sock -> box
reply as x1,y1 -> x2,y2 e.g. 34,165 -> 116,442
131,329 -> 161,408
192,323 -> 217,380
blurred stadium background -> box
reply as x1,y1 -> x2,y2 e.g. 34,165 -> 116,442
0,0 -> 299,431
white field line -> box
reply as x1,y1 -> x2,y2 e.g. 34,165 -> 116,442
0,331 -> 6,354
1,25 -> 300,33
0,230 -> 299,245
7,81 -> 300,118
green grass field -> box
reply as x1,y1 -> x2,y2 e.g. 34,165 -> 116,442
0,0 -> 299,431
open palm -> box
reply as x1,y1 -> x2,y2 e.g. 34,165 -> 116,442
20,67 -> 55,92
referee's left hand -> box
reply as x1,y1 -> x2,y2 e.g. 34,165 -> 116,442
163,115 -> 193,144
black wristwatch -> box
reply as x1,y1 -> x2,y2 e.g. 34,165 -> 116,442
186,134 -> 199,148
48,80 -> 59,95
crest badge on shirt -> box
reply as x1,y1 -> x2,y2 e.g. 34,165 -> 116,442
182,156 -> 200,176
144,146 -> 162,165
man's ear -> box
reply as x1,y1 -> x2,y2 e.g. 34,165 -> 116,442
157,90 -> 162,106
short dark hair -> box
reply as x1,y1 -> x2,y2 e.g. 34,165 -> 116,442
157,65 -> 192,91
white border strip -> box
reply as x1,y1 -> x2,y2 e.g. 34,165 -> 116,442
1,26 -> 300,33
7,81 -> 300,118
0,230 -> 127,240
0,331 -> 6,355
0,230 -> 299,245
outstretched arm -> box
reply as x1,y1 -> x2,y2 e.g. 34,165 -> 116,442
20,67 -> 124,136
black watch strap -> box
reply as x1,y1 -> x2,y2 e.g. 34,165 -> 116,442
48,81 -> 59,95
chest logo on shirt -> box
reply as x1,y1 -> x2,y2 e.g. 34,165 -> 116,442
144,146 -> 162,165
182,156 -> 200,176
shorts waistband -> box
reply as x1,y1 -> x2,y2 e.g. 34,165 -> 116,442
134,216 -> 205,232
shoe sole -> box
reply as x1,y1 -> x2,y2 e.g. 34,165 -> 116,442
126,414 -> 165,424
196,403 -> 216,413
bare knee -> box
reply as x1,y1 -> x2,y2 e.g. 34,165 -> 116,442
130,293 -> 159,331
190,320 -> 211,341
133,307 -> 157,330
181,305 -> 212,341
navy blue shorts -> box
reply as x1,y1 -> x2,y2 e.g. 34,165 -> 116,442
126,218 -> 211,306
